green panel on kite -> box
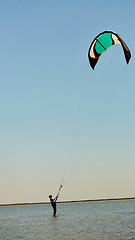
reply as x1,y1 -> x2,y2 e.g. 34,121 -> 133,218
88,31 -> 131,70
95,33 -> 113,54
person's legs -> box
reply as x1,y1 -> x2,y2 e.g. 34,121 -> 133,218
52,202 -> 56,216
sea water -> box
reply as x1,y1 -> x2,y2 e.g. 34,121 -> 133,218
0,199 -> 135,240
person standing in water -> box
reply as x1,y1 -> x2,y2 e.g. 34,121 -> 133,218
49,184 -> 62,216
49,194 -> 58,216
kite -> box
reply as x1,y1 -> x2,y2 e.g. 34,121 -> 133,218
88,31 -> 131,70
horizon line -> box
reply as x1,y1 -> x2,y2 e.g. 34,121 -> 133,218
0,196 -> 135,207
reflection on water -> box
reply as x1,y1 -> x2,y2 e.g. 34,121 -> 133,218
0,200 -> 135,240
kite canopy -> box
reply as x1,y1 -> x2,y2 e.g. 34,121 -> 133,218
88,31 -> 131,70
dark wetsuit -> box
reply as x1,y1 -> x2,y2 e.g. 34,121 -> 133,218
50,197 -> 57,216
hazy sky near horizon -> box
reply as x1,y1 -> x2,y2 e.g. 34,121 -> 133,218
0,0 -> 135,204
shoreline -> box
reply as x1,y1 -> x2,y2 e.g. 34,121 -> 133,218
0,197 -> 135,207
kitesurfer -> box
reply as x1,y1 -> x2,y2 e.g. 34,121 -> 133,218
49,194 -> 58,216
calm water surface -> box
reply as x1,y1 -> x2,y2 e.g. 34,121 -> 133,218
0,200 -> 135,240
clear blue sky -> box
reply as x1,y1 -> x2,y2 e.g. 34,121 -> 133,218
0,0 -> 135,204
